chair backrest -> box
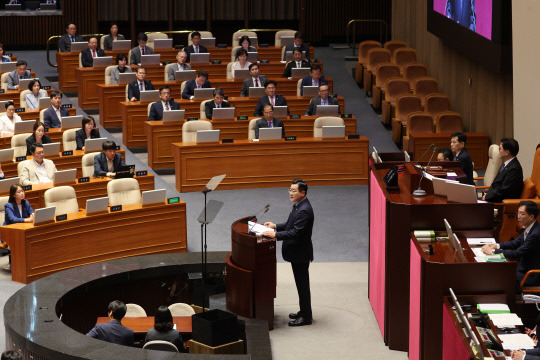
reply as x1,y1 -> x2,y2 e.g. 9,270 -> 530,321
188,31 -> 213,46
125,84 -> 130,101
366,48 -> 391,73
164,63 -> 174,81
484,144 -> 502,187
313,116 -> 345,138
12,133 -> 30,157
143,340 -> 179,353
274,30 -> 296,46
180,81 -> 187,94
383,40 -> 407,54
146,32 -> 168,49
182,120 -> 213,143
200,99 -> 210,119
78,52 -> 83,68
384,78 -> 411,105
232,31 -> 257,46
230,46 -> 241,62
374,63 -> 401,89
62,128 -> 78,152
0,196 -> 9,225
412,77 -> 439,105
81,152 -> 100,177
44,186 -> 79,216
1,73 -> 9,91
99,35 -> 109,49
40,108 -> 46,123
435,111 -> 463,133
406,112 -> 434,136
403,63 -> 428,82
226,62 -> 234,79
168,303 -> 195,316
20,89 -> 48,109
392,47 -> 417,70
107,178 -> 142,206
424,93 -> 450,117
281,46 -> 287,61
125,303 -> 147,317
358,40 -> 381,65
147,102 -> 155,116
104,65 -> 115,84
395,94 -> 422,122
296,79 -> 303,96
248,118 -> 259,140
127,49 -> 132,65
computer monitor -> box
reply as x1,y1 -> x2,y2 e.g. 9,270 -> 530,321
233,69 -> 250,79
112,40 -> 131,51
34,206 -> 56,225
175,70 -> 196,81
249,37 -> 258,47
302,86 -> 319,97
42,142 -> 60,157
18,78 -> 36,91
142,189 -> 167,206
316,105 -> 339,116
280,36 -> 294,47
249,87 -> 266,98
53,169 -> 77,186
115,165 -> 135,178
140,54 -> 160,66
194,88 -> 215,100
84,138 -> 107,153
0,149 -> 14,163
86,197 -> 109,215
259,127 -> 282,141
0,62 -> 16,73
38,97 -> 52,109
291,68 -> 311,78
118,73 -> 137,84
199,38 -> 216,48
247,52 -> 258,63
212,107 -> 235,120
446,182 -> 478,203
61,115 -> 83,129
70,42 -> 87,52
92,56 -> 113,68
153,39 -> 173,49
0,177 -> 19,194
272,106 -> 288,118
139,90 -> 160,103
189,53 -> 210,64
162,110 -> 185,122
14,120 -> 35,134
196,130 -> 220,143
321,126 -> 345,138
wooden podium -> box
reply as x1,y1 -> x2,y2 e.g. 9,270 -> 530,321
226,216 -> 276,329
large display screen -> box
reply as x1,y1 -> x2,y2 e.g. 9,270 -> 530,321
433,0 -> 492,40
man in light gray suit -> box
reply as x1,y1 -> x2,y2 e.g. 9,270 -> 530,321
19,143 -> 57,185
305,84 -> 340,116
7,60 -> 31,90
130,33 -> 154,65
167,51 -> 192,81
240,63 -> 267,97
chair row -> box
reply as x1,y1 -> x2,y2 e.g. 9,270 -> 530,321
400,111 -> 464,150
124,303 -> 195,317
355,40 -> 408,85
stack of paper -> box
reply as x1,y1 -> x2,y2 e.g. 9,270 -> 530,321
467,238 -> 496,246
477,303 -> 510,314
247,221 -> 273,236
488,313 -> 523,327
498,334 -> 535,350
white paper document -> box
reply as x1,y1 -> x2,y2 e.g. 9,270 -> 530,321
248,221 -> 273,235
488,313 -> 523,327
467,238 -> 496,245
498,334 -> 535,350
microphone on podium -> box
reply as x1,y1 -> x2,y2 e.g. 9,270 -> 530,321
413,143 -> 436,167
248,204 -> 270,233
413,146 -> 438,197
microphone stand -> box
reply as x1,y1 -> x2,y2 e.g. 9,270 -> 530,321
413,147 -> 437,197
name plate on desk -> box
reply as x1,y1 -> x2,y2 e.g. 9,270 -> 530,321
78,177 -> 90,183
115,146 -> 121,150
237,116 -> 248,120
111,205 -> 122,212
348,135 -> 360,140
61,104 -> 72,109
62,150 -> 73,156
56,214 -> 67,222
341,114 -> 352,118
42,86 -> 51,90
260,59 -> 270,63
0,90 -> 4,94
187,117 -> 198,121
222,139 -> 234,144
285,136 -> 296,141
135,170 -> 147,177
167,197 -> 180,204
15,156 -> 27,162
211,60 -> 221,64
15,108 -> 25,113
290,114 -> 301,119
22,185 -> 32,191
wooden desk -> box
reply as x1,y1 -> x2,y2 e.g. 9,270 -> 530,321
145,115 -> 357,169
96,316 -> 192,335
205,46 -> 314,62
1,201 -> 188,284
172,137 -> 368,192
17,107 -> 76,121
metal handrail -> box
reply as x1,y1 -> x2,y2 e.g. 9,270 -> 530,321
46,33 -> 105,67
346,19 -> 389,56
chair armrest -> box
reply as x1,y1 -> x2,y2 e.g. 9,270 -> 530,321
474,176 -> 484,181
521,270 -> 540,290
476,185 -> 490,190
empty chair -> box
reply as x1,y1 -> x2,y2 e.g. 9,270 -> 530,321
44,186 -> 79,216
475,144 -> 502,189
381,77 -> 410,125
275,30 -> 296,46
313,117 -> 344,138
435,111 -> 463,133
188,31 -> 213,45
182,120 -> 212,143
143,340 -> 179,353
363,48 -> 391,94
383,40 -> 407,54
125,303 -> 147,317
232,31 -> 257,47
402,112 -> 433,152
424,93 -> 450,117
355,40 -> 381,84
168,303 -> 195,316
392,47 -> 417,72
146,32 -> 168,49
372,63 -> 400,110
412,77 -> 439,106
62,128 -> 78,152
402,63 -> 428,83
226,62 -> 234,79
391,94 -> 422,144
107,178 -> 142,206
81,152 -> 100,178
11,133 -> 30,158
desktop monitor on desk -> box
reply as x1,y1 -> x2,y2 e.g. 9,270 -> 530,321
70,42 -> 87,52
140,54 -> 160,66
153,39 -> 173,49
92,56 -> 113,68
112,40 -> 131,51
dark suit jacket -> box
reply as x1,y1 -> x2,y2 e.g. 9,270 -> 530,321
145,329 -> 186,353
305,96 -> 340,116
526,347 -> 540,360
93,152 -> 127,177
454,148 -> 475,185
81,48 -> 106,67
184,44 -> 208,63
148,100 -> 180,121
283,43 -> 311,61
75,128 -> 101,150
254,117 -> 285,139
43,106 -> 69,128
127,80 -> 155,101
240,76 -> 267,97
276,197 -> 314,263
86,319 -> 134,346
4,201 -> 34,225
129,46 -> 154,65
205,100 -> 230,120
485,157 -> 524,203
495,221 -> 540,286
254,95 -> 289,116
59,33 -> 84,52
300,75 -> 328,95
26,134 -> 51,155
7,69 -> 32,90
282,60 -> 311,78
181,79 -> 212,99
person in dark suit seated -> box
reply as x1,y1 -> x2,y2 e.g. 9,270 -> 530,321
129,32 -> 154,65
304,84 -> 340,116
240,63 -> 267,97
254,80 -> 289,116
254,105 -> 285,139
300,64 -> 328,95
93,140 -> 127,178
4,184 -> 34,226
148,85 -> 180,121
75,116 -> 101,150
25,121 -> 51,156
450,132 -> 475,185
512,347 -> 540,360
282,31 -> 310,61
7,60 -> 31,90
482,201 -> 540,288
235,35 -> 257,60
282,49 -> 310,79
80,37 -> 106,68
58,22 -> 84,52
128,67 -> 155,102
167,51 -> 192,81
181,70 -> 211,100
205,88 -> 230,120
102,22 -> 126,51
483,137 -> 524,202
144,306 -> 186,352
86,300 -> 134,346
263,178 -> 314,326
43,90 -> 69,128
183,31 -> 208,63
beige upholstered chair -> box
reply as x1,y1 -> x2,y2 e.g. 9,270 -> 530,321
168,303 -> 195,316
232,31 -> 257,47
226,62 -> 234,79
62,128 -> 78,152
297,79 -> 303,96
44,186 -> 79,216
78,52 -> 83,68
39,108 -> 47,123
182,120 -> 212,143
200,100 -> 211,119
281,46 -> 287,62
125,84 -> 130,101
230,46 -> 240,61
143,340 -> 179,353
20,89 -> 48,109
0,196 -> 9,225
164,63 -> 175,81
11,133 -> 30,157
127,49 -> 132,65
146,32 -> 168,49
188,31 -> 213,46
99,35 -> 108,49
104,65 -> 115,84
475,144 -> 502,189
81,152 -> 100,177
248,118 -> 259,140
180,81 -> 187,94
275,30 -> 296,46
125,303 -> 147,317
147,102 -> 155,116
1,73 -> 10,91
107,178 -> 142,206
16,161 -> 25,178
313,117 -> 345,138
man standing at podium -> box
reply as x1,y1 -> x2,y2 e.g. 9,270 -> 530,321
263,178 -> 314,326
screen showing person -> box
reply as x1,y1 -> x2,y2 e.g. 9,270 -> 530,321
93,140 -> 127,177
433,0 -> 492,40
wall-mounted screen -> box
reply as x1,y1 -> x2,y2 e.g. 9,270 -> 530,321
433,0 -> 492,40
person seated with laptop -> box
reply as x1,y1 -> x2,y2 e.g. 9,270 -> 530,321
181,70 -> 211,100
254,105 -> 285,139
300,64 -> 328,96
110,53 -> 132,84
19,143 -> 57,185
282,49 -> 310,79
283,31 -> 310,61
304,84 -> 340,116
254,80 -> 289,116
437,147 -> 453,161
4,184 -> 34,226
93,140 -> 127,178
235,36 -> 257,60
81,37 -> 106,68
167,51 -> 191,81
240,63 -> 266,97
231,49 -> 251,78
128,67 -> 155,102
450,132 -> 475,185
148,85 -> 180,121
183,31 -> 208,63
58,22 -> 83,52
102,22 -> 126,51
75,116 -> 101,150
86,300 -> 134,346
43,90 -> 69,128
25,79 -> 46,109
26,122 -> 51,156
205,88 -> 230,120
0,101 -> 21,136
7,60 -> 31,90
130,32 -> 154,65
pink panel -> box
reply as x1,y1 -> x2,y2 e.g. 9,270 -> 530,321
369,171 -> 387,335
409,239 -> 422,360
442,304 -> 471,360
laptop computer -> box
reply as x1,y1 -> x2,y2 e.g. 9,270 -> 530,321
84,138 -> 107,153
249,87 -> 266,98
162,110 -> 185,122
0,62 -> 16,73
112,40 -> 131,51
0,177 -> 19,194
140,54 -> 160,66
316,105 -> 339,116
71,42 -> 88,52
200,38 -> 216,48
153,39 -> 173,49
196,130 -> 220,143
14,120 -> 35,134
38,97 -> 52,109
92,56 -> 113,68
139,90 -> 160,102
321,125 -> 345,138
212,107 -> 235,120
280,36 -> 294,47
302,86 -> 319,97
86,197 -> 109,215
190,53 -> 210,64
142,189 -> 167,206
247,52 -> 258,63
272,106 -> 288,118
42,142 -> 60,157
18,78 -> 36,91
194,88 -> 215,100
291,68 -> 311,78
175,70 -> 196,81
446,182 -> 478,203
115,164 -> 135,178
53,169 -> 77,186
233,69 -> 250,79
61,115 -> 83,129
34,206 -> 56,225
286,51 -> 307,62
432,177 -> 451,197
249,37 -> 258,47
118,73 -> 137,84
259,128 -> 282,140
0,149 -> 14,163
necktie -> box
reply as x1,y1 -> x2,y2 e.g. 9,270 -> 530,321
255,78 -> 259,87
297,61 -> 301,68
92,50 -> 96,58
217,104 -> 220,108
267,121 -> 272,128
322,99 -> 328,106
270,97 -> 274,106
141,47 -> 145,55
139,81 -> 143,91
195,46 -> 198,53
165,102 -> 169,111
71,36 -> 75,42
499,164 -> 505,173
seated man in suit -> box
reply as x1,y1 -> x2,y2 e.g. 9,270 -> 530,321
93,140 -> 127,178
437,147 -> 453,161
254,105 -> 285,139
130,32 -> 154,65
81,37 -> 106,67
19,143 -> 57,185
167,51 -> 192,81
205,88 -> 230,120
184,31 -> 208,63
450,132 -> 475,185
43,90 -> 69,128
148,85 -> 180,121
283,31 -> 310,61
305,84 -> 340,116
282,49 -> 310,79
58,22 -> 84,52
300,64 -> 328,95
86,300 -> 134,346
482,137 -> 524,202
181,70 -> 211,100
7,60 -> 31,90
240,63 -> 267,97
254,80 -> 289,116
128,67 -> 155,102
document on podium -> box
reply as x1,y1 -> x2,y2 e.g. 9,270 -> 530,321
248,221 -> 273,235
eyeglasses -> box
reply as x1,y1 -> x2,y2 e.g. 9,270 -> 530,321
288,188 -> 298,193
516,212 -> 528,217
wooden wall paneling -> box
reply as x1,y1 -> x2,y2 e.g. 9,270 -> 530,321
96,0 -> 130,22
136,0 -> 168,21
212,0 -> 244,20
173,0 -> 206,21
